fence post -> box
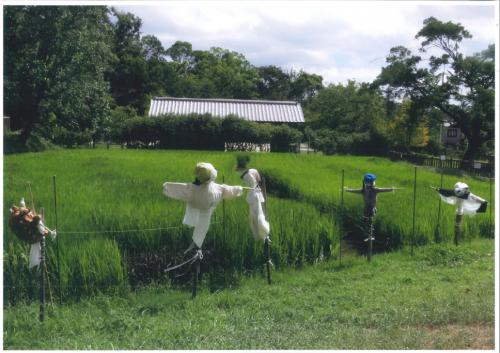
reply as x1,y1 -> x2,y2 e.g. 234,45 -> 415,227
53,175 -> 62,304
411,166 -> 417,256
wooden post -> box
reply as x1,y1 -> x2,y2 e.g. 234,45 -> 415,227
222,175 -> 226,286
489,169 -> 493,237
367,217 -> 374,263
411,167 -> 417,256
53,176 -> 62,303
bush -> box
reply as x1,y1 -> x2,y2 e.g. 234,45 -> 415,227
4,130 -> 56,154
236,154 -> 250,169
270,124 -> 303,152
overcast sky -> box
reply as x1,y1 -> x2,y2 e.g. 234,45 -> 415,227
117,1 -> 497,85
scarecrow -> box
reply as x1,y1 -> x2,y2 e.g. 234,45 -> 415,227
240,169 -> 270,242
345,173 -> 399,260
9,198 -> 57,268
163,162 -> 243,256
431,182 -> 487,244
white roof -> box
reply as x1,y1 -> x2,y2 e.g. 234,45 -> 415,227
148,97 -> 304,123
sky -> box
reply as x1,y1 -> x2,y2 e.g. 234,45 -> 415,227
116,1 -> 498,86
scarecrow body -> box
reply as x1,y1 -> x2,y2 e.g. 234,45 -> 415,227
9,198 -> 56,268
345,174 -> 396,218
163,162 -> 243,249
433,182 -> 487,243
241,169 -> 270,241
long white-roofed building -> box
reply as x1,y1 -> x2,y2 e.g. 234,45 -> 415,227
148,97 -> 305,124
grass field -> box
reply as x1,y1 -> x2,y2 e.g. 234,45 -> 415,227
3,239 -> 495,349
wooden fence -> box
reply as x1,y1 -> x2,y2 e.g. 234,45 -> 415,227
388,151 -> 494,178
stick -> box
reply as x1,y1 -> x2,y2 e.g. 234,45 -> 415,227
53,176 -> 62,304
27,182 -> 36,213
192,256 -> 200,299
435,169 -> 444,242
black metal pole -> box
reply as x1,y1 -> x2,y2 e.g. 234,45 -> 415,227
39,236 -> 46,322
340,169 -> 344,265
489,169 -> 493,237
435,167 -> 444,242
368,217 -> 374,263
265,237 -> 271,284
262,177 -> 272,285
411,166 -> 417,256
222,175 -> 226,286
53,175 -> 62,304
192,256 -> 200,299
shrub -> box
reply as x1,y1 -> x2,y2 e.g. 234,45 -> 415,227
236,153 -> 250,169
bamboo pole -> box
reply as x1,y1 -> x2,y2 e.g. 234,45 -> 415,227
262,176 -> 272,285
39,235 -> 46,322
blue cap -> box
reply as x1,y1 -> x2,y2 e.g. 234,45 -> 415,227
363,173 -> 377,184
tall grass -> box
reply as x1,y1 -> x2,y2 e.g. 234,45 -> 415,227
4,149 -> 338,304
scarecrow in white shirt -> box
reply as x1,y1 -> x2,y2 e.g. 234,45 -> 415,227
163,162 -> 243,254
431,182 -> 487,244
240,169 -> 270,242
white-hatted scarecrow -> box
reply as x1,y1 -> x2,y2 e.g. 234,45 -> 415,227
9,198 -> 57,268
345,173 -> 399,261
163,162 -> 243,268
431,182 -> 487,245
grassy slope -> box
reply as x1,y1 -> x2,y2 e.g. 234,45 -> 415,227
3,239 -> 494,350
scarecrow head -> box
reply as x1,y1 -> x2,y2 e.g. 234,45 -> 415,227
453,182 -> 469,198
241,169 -> 261,188
194,162 -> 217,185
363,173 -> 376,188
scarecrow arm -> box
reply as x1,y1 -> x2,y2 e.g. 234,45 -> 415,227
163,182 -> 191,201
221,184 -> 244,199
375,187 -> 397,193
344,187 -> 363,194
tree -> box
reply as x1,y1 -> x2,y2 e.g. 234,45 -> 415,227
289,70 -> 324,105
257,65 -> 292,100
374,17 -> 494,162
4,6 -> 115,143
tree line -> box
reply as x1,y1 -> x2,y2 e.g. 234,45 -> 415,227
4,6 -> 494,161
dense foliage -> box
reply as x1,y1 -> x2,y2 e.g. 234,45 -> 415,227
3,6 -> 494,160
117,114 -> 302,152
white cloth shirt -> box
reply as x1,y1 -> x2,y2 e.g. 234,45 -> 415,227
245,187 -> 270,241
163,181 -> 243,247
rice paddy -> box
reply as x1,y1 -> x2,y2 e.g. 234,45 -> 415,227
3,149 -> 494,304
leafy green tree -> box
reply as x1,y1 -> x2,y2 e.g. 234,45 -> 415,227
4,6 -> 114,143
257,65 -> 292,100
289,70 -> 324,105
375,17 -> 494,161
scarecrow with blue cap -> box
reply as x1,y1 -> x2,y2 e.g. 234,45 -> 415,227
345,173 -> 399,261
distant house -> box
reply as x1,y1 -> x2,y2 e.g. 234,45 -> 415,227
441,122 -> 463,146
148,97 -> 305,124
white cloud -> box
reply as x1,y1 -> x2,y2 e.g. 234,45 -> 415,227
117,1 -> 497,85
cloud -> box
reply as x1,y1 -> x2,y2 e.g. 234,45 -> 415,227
117,1 -> 497,85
